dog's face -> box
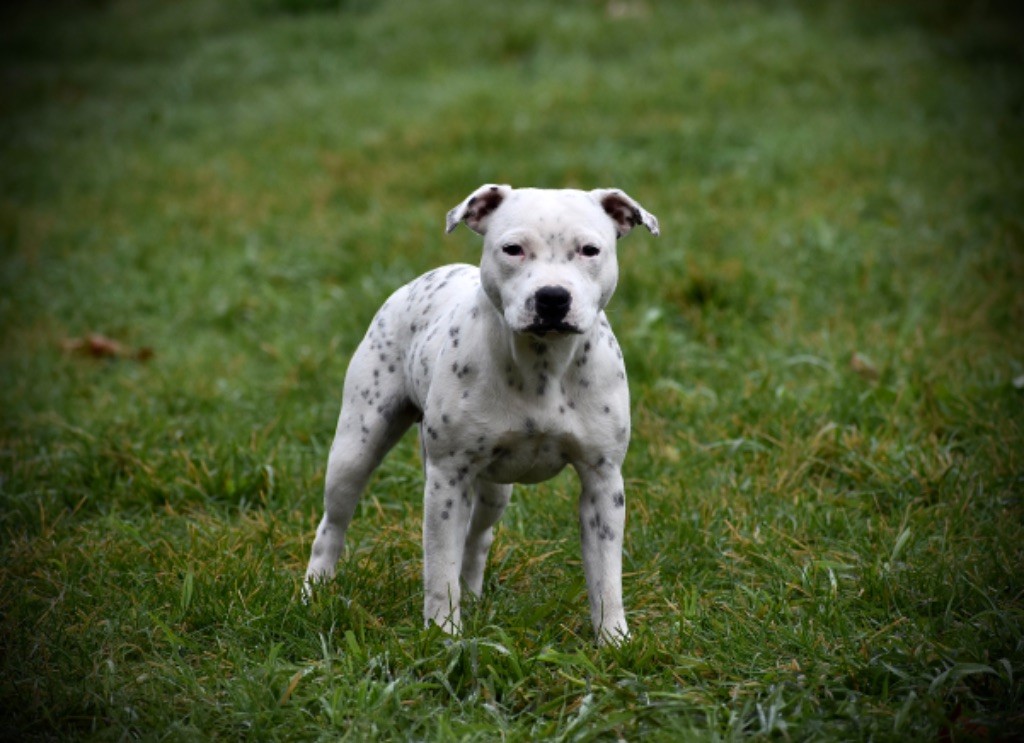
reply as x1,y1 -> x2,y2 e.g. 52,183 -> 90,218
446,186 -> 659,337
478,189 -> 619,336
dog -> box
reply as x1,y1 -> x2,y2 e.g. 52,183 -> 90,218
304,184 -> 659,643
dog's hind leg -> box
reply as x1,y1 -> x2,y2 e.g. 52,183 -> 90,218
305,341 -> 418,594
461,481 -> 512,596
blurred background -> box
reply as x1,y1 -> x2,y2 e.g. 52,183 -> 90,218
3,0 -> 1021,509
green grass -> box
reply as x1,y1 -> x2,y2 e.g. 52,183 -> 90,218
2,0 -> 1022,738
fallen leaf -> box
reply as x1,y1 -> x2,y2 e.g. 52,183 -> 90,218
61,333 -> 154,362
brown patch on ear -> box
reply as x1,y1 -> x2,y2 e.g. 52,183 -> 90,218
600,193 -> 641,237
592,188 -> 660,238
465,187 -> 504,227
446,184 -> 512,234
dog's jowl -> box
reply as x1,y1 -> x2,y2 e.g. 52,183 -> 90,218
304,185 -> 659,644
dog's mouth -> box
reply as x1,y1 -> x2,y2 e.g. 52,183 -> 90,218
525,321 -> 582,336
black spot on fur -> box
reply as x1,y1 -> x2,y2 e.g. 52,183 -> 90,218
587,513 -> 615,541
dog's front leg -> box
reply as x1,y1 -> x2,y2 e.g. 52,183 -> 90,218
577,465 -> 630,644
422,461 -> 471,634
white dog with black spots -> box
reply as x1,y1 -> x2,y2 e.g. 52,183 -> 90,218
305,184 -> 659,644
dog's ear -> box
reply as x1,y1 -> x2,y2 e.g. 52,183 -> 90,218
446,184 -> 513,235
589,188 -> 660,238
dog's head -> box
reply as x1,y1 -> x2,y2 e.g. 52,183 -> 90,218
446,185 -> 659,337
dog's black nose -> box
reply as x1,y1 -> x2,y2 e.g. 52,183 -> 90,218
534,285 -> 572,323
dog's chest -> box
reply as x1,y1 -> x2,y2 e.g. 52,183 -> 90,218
479,425 -> 572,484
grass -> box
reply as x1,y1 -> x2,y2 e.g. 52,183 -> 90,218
1,0 -> 1022,738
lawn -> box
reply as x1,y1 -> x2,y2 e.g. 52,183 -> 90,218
1,0 -> 1022,739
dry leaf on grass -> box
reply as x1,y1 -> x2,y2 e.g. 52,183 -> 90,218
61,333 -> 154,361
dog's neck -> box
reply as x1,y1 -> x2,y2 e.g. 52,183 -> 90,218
507,329 -> 583,381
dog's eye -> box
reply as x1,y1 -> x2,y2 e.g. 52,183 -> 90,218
580,244 -> 601,257
502,244 -> 524,257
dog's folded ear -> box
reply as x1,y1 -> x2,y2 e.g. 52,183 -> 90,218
446,184 -> 513,235
589,189 -> 660,238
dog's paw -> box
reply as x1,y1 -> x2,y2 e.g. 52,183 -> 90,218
596,622 -> 631,647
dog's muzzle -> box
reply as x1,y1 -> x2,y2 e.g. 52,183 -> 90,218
527,285 -> 580,335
